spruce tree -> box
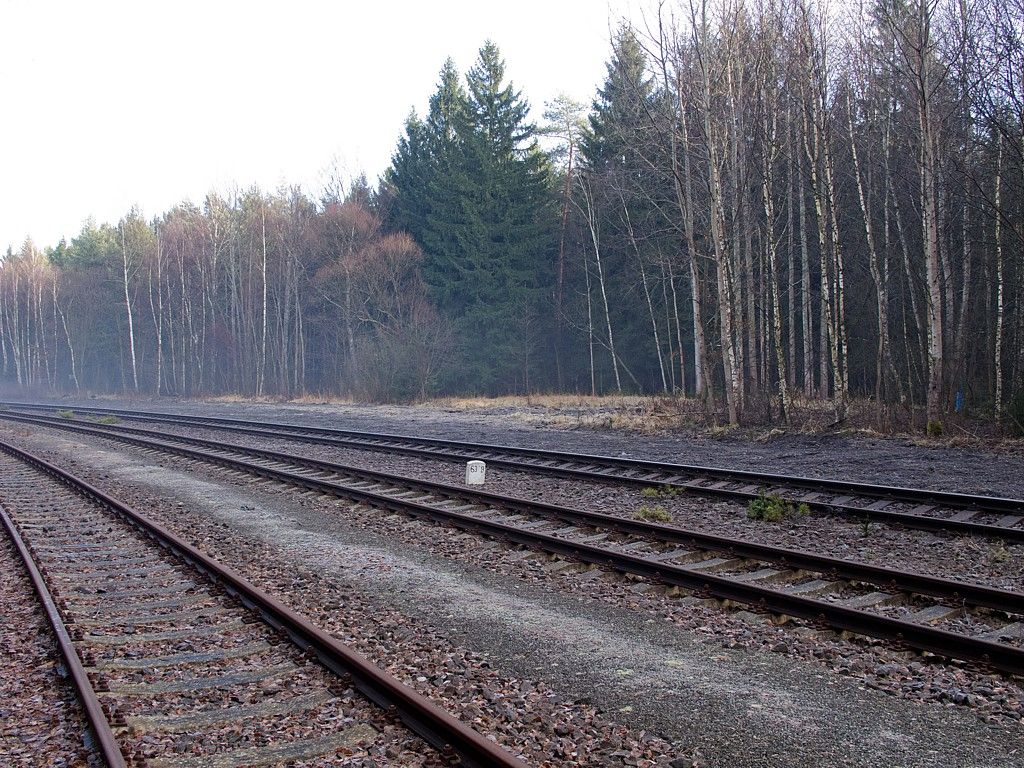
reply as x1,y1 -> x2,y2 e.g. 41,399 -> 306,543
581,27 -> 656,175
385,59 -> 468,251
384,43 -> 556,393
418,58 -> 475,312
578,28 -> 676,393
385,111 -> 430,239
449,41 -> 555,392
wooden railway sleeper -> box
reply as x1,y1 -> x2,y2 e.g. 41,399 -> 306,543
6,413 -> 1024,677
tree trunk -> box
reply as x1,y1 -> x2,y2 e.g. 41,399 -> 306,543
797,133 -> 814,398
786,115 -> 797,391
57,297 -> 79,390
554,140 -> 574,389
621,192 -> 668,393
994,134 -> 1005,420
678,101 -> 709,405
761,109 -> 790,422
258,205 -> 269,397
824,135 -> 849,421
120,224 -> 139,391
846,89 -> 897,405
578,177 -> 622,393
802,101 -> 833,401
906,0 -> 945,428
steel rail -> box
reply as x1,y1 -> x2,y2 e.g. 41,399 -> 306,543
0,438 -> 525,768
0,502 -> 128,768
7,401 -> 1023,540
6,412 -> 1023,676
6,409 -> 1023,615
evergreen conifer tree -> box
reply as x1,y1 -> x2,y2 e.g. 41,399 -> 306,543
385,111 -> 430,238
578,28 -> 676,392
385,43 -> 555,393
581,27 -> 655,175
385,59 -> 468,249
448,42 -> 555,391
418,58 -> 474,311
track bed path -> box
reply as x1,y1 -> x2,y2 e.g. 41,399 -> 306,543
0,448 -> 453,768
39,398 -> 1024,498
104,418 -> 1024,594
16,404 -> 1022,544
0,519 -> 95,767
8,410 -> 1022,673
6,424 -> 1022,768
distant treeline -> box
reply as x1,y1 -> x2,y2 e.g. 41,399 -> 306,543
1,0 -> 1022,431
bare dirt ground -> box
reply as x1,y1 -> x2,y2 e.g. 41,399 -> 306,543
32,394 -> 1024,498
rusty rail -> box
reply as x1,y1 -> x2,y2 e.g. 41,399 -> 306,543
0,439 -> 524,768
7,401 -> 1022,542
4,414 -> 1022,677
0,502 -> 128,768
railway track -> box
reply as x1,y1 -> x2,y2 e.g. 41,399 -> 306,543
6,401 -> 1024,543
4,410 -> 1023,677
0,439 -> 523,768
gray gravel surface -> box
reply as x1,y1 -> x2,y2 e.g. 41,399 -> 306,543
127,419 -> 1024,595
2,423 -> 682,767
0,446 -> 444,768
0,515 -> 96,766
4,421 -> 1022,767
30,397 -> 1024,497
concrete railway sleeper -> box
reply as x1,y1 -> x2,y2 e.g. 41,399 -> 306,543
8,402 -> 1024,543
0,439 -> 525,768
5,412 -> 1023,678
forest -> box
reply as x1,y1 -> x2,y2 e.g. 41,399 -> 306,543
1,0 -> 1021,432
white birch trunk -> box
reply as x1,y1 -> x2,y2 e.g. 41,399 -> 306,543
120,223 -> 139,391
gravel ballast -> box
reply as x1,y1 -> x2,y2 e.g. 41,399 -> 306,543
33,397 -> 1024,498
0,513 -> 95,766
2,421 -> 1021,768
118,419 -> 1024,595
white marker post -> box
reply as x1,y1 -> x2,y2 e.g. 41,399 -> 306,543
465,460 -> 486,485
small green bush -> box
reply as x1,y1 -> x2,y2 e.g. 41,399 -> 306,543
747,493 -> 793,523
640,485 -> 681,500
926,419 -> 943,438
636,504 -> 672,523
95,415 -> 119,425
56,409 -> 75,420
990,541 -> 1011,565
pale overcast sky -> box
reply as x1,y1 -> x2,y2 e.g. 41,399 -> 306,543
0,0 -> 646,252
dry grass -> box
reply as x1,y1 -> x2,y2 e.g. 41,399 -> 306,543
205,394 -> 290,404
428,394 -> 705,434
46,386 -> 1020,447
203,393 -> 357,406
422,393 -> 1024,447
289,393 -> 357,405
433,394 -> 652,409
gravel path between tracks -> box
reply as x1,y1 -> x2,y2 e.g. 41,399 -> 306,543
1,423 -> 681,767
0,451 -> 445,768
39,397 -> 1024,498
4,422 -> 1022,768
0,517 -> 96,767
